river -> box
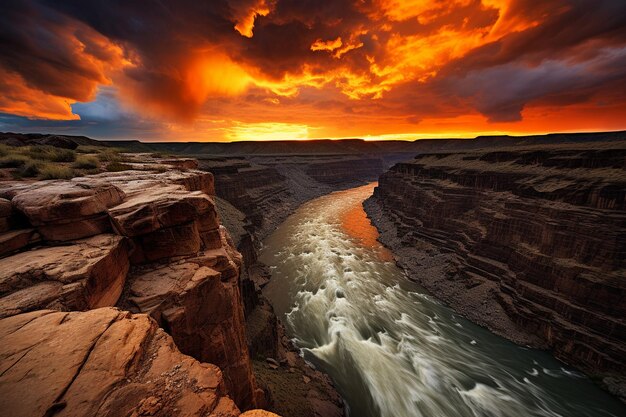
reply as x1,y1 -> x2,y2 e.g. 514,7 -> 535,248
260,183 -> 625,417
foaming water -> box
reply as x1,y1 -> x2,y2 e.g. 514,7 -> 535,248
261,183 -> 625,417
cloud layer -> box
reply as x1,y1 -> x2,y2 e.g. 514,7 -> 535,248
1,0 -> 625,140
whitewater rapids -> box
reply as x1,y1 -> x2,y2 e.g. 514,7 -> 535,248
261,183 -> 624,417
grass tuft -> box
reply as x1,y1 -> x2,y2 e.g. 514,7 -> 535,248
39,165 -> 74,180
72,155 -> 100,170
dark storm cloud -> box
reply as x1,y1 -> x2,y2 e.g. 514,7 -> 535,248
0,0 -> 625,134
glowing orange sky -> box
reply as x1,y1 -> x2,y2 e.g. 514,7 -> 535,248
0,0 -> 625,141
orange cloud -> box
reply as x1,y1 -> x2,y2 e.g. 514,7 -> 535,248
1,0 -> 624,141
0,68 -> 79,120
311,37 -> 344,53
232,0 -> 274,37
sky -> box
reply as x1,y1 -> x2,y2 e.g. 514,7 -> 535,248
0,0 -> 625,142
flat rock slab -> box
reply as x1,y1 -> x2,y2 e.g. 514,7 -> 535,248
86,169 -> 215,196
0,234 -> 130,318
11,180 -> 125,224
109,186 -> 218,237
0,308 -> 241,417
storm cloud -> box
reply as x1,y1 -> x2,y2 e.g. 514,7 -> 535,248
1,0 -> 625,139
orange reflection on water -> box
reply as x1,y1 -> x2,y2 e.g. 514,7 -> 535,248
339,184 -> 395,262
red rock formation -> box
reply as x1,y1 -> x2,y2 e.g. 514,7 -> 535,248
0,308 -> 241,417
0,166 -> 264,411
120,228 -> 263,408
367,145 -> 626,379
0,234 -> 130,318
8,180 -> 125,241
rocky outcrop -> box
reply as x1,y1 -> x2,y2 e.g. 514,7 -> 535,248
366,144 -> 626,383
0,164 -> 266,412
0,234 -> 130,318
119,228 -> 263,408
0,308 -> 242,417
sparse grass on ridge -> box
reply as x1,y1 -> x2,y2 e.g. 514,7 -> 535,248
0,143 -> 178,180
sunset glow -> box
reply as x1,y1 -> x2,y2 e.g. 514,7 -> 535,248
1,0 -> 625,141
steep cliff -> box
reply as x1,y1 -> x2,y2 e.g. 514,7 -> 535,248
366,144 -> 626,392
0,161 -> 270,413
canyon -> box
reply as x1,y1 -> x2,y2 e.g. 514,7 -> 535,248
365,139 -> 626,400
0,145 -> 387,417
0,131 -> 624,416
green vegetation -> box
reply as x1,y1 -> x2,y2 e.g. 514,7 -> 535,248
27,145 -> 76,162
39,165 -> 74,180
0,154 -> 30,168
20,162 -> 40,178
97,148 -> 126,163
72,155 -> 100,170
0,144 -> 136,180
0,144 -> 179,180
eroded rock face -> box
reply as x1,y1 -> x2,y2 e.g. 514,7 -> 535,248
367,145 -> 626,378
0,167 -> 263,412
0,234 -> 130,318
121,227 -> 262,409
0,308 -> 241,417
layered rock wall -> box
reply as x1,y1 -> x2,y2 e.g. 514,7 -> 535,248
367,146 -> 626,378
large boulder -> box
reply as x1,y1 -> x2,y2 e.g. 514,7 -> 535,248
0,308 -> 241,417
0,234 -> 130,318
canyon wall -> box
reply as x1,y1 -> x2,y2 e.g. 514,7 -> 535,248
366,144 -> 626,390
0,161 -> 271,415
200,155 -> 384,240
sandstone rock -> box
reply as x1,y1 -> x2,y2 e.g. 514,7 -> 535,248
88,169 -> 215,196
160,158 -> 199,170
0,308 -> 240,417
0,198 -> 11,218
0,196 -> 28,233
109,185 -> 218,237
0,167 -> 266,413
11,180 -> 124,224
0,228 -> 39,257
123,239 -> 258,410
134,222 -> 202,263
0,234 -> 130,317
241,411 -> 281,417
8,180 -> 124,241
